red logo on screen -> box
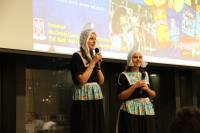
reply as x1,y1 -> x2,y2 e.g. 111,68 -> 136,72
33,18 -> 46,40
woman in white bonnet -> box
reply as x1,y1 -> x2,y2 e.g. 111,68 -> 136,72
116,49 -> 156,133
70,24 -> 105,133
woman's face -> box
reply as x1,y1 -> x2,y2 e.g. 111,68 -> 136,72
132,52 -> 143,67
87,32 -> 96,51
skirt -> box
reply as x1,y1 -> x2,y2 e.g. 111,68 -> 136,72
70,82 -> 105,133
117,97 -> 156,133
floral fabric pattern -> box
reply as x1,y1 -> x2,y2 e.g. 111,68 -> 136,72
121,97 -> 155,115
122,71 -> 149,85
72,82 -> 103,100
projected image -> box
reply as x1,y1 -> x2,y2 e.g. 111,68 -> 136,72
33,0 -> 110,54
111,1 -> 156,54
33,0 -> 200,66
195,5 -> 200,56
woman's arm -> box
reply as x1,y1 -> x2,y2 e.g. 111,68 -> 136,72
118,80 -> 145,100
142,72 -> 156,98
97,69 -> 104,85
77,53 -> 101,84
77,60 -> 96,84
142,84 -> 156,98
118,83 -> 137,100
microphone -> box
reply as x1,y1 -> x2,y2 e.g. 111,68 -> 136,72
140,68 -> 146,94
95,48 -> 101,69
141,71 -> 146,79
95,47 -> 99,54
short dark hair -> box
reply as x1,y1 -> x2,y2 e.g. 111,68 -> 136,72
170,106 -> 200,133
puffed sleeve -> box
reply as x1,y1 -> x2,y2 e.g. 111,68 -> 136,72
71,53 -> 85,77
70,53 -> 86,84
117,73 -> 130,94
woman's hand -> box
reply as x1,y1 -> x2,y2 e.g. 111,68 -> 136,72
93,52 -> 102,64
134,80 -> 147,89
141,83 -> 149,91
141,82 -> 156,98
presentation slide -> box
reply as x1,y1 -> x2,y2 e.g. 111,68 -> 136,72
32,0 -> 200,67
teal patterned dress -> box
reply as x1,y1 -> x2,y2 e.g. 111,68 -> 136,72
117,71 -> 156,133
70,52 -> 105,133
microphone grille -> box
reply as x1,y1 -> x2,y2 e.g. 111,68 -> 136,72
142,72 -> 146,79
95,48 -> 99,53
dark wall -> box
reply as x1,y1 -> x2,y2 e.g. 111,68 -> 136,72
103,62 -> 124,133
147,67 -> 176,133
0,53 -> 16,133
194,70 -> 200,107
0,52 -> 200,133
